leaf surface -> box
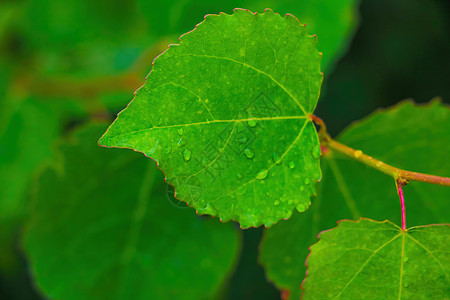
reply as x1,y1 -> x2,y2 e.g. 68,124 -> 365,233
302,219 -> 449,299
100,9 -> 323,228
24,124 -> 240,300
260,100 -> 450,299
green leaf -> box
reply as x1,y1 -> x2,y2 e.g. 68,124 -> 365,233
260,100 -> 450,299
302,218 -> 449,299
0,97 -> 59,221
100,8 -> 323,228
23,124 -> 240,300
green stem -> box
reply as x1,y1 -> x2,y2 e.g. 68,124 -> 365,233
311,115 -> 450,187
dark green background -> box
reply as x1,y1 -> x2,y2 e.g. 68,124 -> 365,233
0,0 -> 448,299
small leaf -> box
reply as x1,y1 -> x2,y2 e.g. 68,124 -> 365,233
302,219 -> 449,299
260,100 -> 450,299
100,9 -> 323,228
24,124 -> 240,300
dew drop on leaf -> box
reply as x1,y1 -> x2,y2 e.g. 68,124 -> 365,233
244,148 -> 255,159
354,150 -> 363,158
403,282 -> 409,288
296,203 -> 306,212
312,147 -> 321,159
239,137 -> 248,144
272,152 -> 281,164
256,169 -> 268,180
236,173 -> 242,179
177,138 -> 187,147
287,200 -> 293,205
273,200 -> 280,206
164,146 -> 172,154
376,161 -> 383,167
304,178 -> 311,185
300,186 -> 305,191
177,128 -> 184,136
183,148 -> 191,161
403,257 -> 408,263
289,161 -> 295,169
247,119 -> 257,127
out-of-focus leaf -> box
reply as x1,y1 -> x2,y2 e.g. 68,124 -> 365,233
0,93 -> 84,277
100,9 -> 323,228
260,100 -> 450,299
0,97 -> 59,221
302,219 -> 449,299
24,124 -> 241,300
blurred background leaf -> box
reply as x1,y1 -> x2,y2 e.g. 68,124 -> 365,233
23,124 -> 241,300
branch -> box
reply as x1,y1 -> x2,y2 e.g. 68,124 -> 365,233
311,115 -> 450,187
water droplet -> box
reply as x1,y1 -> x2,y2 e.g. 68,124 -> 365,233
288,200 -> 293,205
274,200 -> 280,206
183,148 -> 191,161
239,137 -> 248,143
289,161 -> 295,169
296,203 -> 306,212
177,128 -> 184,136
244,148 -> 254,159
304,178 -> 311,185
403,282 -> 409,288
403,257 -> 408,263
164,146 -> 172,154
248,119 -> 257,127
256,169 -> 268,180
273,152 -> 281,164
312,147 -> 321,159
300,185 -> 305,191
177,138 -> 187,147
354,150 -> 363,158
376,161 -> 383,167
237,173 -> 242,179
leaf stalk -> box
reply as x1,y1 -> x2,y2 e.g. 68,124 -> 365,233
312,115 -> 450,187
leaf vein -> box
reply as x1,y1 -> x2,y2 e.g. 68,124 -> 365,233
333,232 -> 402,299
180,53 -> 308,115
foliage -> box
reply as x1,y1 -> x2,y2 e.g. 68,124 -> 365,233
24,124 -> 240,299
302,219 -> 449,299
100,9 -> 323,228
260,100 -> 450,299
1,1 -> 448,299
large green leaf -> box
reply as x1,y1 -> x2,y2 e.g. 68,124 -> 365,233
23,124 -> 240,300
260,100 -> 450,299
100,9 -> 323,228
302,219 -> 449,299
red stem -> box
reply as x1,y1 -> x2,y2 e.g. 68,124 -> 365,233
396,180 -> 406,230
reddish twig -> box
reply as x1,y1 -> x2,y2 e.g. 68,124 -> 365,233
396,180 -> 407,230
